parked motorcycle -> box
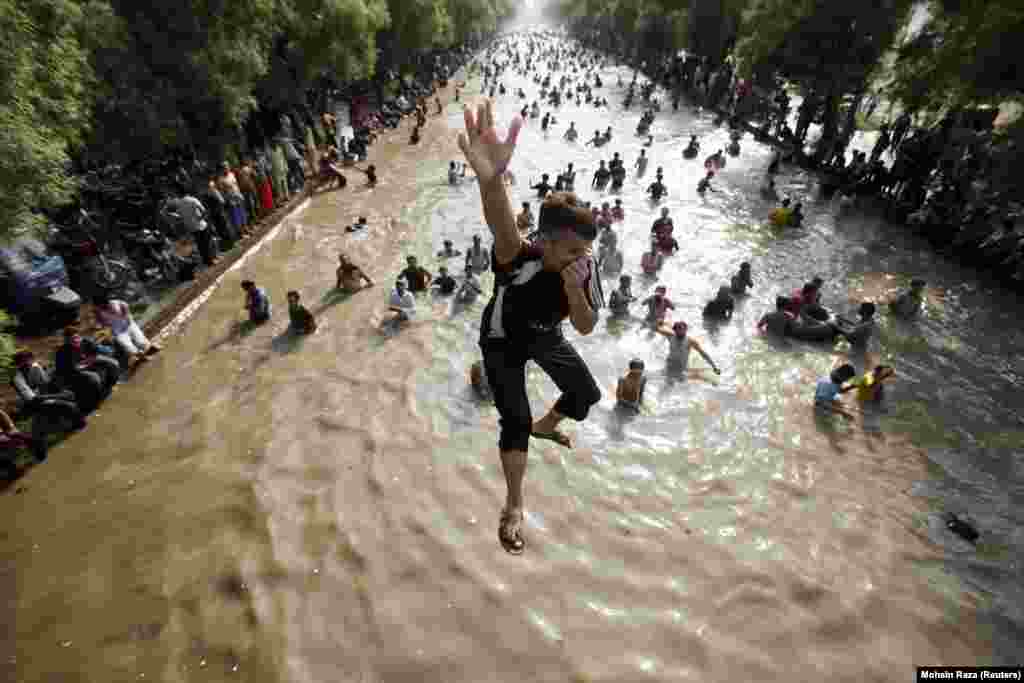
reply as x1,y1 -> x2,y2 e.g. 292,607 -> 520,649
120,228 -> 181,284
47,210 -> 133,294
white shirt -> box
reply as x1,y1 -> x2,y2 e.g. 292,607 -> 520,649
166,196 -> 207,233
389,289 -> 415,313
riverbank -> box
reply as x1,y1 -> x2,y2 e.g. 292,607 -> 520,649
0,76 -> 468,683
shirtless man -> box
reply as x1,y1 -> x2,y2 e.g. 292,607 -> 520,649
437,239 -> 462,259
336,253 -> 374,292
616,359 -> 647,412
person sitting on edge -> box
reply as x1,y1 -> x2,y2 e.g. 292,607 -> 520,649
287,290 -> 317,334
400,255 -> 433,293
384,278 -> 416,324
758,296 -> 796,337
814,363 -> 858,418
642,285 -> 675,326
0,406 -> 49,470
703,286 -> 735,321
456,263 -> 482,303
517,202 -> 534,232
467,234 -> 490,272
336,253 -> 374,292
616,359 -> 647,412
54,326 -> 119,412
433,265 -> 457,295
437,239 -> 462,259
656,320 -> 721,375
11,350 -> 86,440
94,294 -> 161,365
608,275 -> 635,316
242,280 -> 271,324
852,364 -> 896,404
611,199 -> 624,222
890,278 -> 926,318
731,262 -> 754,295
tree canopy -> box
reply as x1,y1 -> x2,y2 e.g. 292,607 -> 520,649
0,0 -> 91,236
0,0 -> 512,239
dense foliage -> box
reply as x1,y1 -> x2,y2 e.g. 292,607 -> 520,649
0,0 -> 512,240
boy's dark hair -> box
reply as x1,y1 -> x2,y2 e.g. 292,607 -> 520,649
241,280 -> 254,289
831,364 -> 857,384
287,290 -> 299,298
538,192 -> 597,240
860,301 -> 877,318
629,359 -> 645,370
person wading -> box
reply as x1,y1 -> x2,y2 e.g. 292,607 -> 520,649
459,99 -> 603,555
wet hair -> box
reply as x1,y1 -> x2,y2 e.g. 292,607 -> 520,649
859,301 -> 876,318
811,277 -> 823,288
287,290 -> 300,300
538,192 -> 597,240
241,280 -> 255,289
740,262 -> 751,271
619,275 -> 631,284
629,359 -> 645,371
831,364 -> 857,385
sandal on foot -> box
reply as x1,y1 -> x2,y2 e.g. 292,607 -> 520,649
498,508 -> 525,555
531,429 -> 572,449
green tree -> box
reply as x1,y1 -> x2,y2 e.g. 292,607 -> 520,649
890,0 -> 1024,114
79,0 -> 278,163
0,0 -> 91,237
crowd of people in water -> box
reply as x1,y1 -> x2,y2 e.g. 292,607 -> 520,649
449,30 -> 935,554
4,30 -> 937,549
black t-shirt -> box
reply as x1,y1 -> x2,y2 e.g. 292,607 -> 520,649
402,266 -> 431,291
481,243 -> 603,344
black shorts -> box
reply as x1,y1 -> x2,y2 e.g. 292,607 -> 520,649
481,333 -> 601,452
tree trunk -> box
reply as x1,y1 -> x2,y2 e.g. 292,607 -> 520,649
812,89 -> 841,166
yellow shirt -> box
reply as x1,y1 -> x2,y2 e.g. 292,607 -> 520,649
769,208 -> 792,226
854,372 -> 880,402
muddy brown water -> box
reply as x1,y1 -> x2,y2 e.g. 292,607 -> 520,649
2,50 -> 1022,683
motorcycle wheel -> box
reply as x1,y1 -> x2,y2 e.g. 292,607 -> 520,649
93,260 -> 131,291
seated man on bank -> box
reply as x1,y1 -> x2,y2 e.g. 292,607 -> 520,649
11,350 -> 87,439
94,294 -> 161,366
0,408 -> 47,472
53,326 -> 119,413
336,253 -> 374,292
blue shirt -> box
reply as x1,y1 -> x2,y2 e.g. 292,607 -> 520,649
814,379 -> 840,406
248,287 -> 271,318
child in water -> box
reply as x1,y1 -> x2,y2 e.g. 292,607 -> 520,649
287,290 -> 317,334
616,359 -> 647,412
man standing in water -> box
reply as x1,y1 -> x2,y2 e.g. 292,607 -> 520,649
459,99 -> 603,555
